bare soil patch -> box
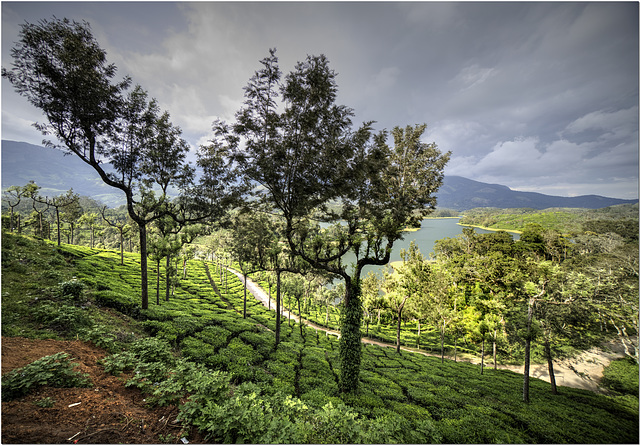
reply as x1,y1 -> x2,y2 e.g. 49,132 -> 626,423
1,337 -> 206,444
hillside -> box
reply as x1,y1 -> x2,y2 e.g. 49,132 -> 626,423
437,175 -> 638,210
1,141 -> 124,207
1,232 -> 638,444
3,140 -> 637,210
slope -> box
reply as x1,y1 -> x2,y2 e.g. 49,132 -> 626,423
1,232 -> 638,444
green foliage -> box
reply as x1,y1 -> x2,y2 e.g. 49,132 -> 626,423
33,396 -> 56,408
59,279 -> 85,300
338,282 -> 363,392
2,352 -> 92,401
81,325 -> 120,353
2,232 -> 639,443
33,301 -> 93,333
602,357 -> 639,395
148,359 -> 231,407
100,350 -> 137,376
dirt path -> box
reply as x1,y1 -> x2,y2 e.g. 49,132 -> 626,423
231,268 -> 626,393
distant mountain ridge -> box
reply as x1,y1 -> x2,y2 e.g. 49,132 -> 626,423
436,176 -> 638,210
2,140 -> 638,210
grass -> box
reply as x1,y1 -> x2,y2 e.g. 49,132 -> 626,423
2,231 -> 638,444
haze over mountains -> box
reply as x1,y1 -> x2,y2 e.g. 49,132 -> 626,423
2,140 -> 637,211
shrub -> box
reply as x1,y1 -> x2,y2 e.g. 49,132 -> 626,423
2,352 -> 92,401
100,351 -> 137,376
34,302 -> 93,334
602,356 -> 639,395
130,337 -> 175,365
33,396 -> 56,408
95,290 -> 140,318
59,279 -> 85,299
194,325 -> 231,350
150,360 -> 231,407
81,325 -> 119,353
181,337 -> 217,367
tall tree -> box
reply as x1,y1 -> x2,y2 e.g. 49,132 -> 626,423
361,272 -> 382,338
59,190 -> 82,244
229,212 -> 275,319
100,206 -> 133,265
78,212 -> 102,248
383,242 -> 431,354
3,18 -> 233,309
3,182 -> 38,233
218,49 -> 449,392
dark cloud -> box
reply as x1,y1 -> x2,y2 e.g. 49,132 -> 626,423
2,1 -> 637,198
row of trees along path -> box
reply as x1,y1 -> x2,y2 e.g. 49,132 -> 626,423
225,264 -> 625,394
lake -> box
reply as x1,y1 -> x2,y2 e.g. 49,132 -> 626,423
336,217 -> 519,279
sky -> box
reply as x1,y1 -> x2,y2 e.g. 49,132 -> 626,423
2,1 -> 638,199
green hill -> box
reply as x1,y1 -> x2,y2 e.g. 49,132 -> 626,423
1,232 -> 638,443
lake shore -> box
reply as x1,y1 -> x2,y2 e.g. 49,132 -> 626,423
457,222 -> 523,235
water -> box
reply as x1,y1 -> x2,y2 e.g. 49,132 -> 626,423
328,218 -> 519,280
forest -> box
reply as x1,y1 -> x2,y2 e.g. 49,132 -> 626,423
1,17 -> 638,444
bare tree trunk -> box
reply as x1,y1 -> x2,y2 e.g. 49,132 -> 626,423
481,337 -> 485,375
523,297 -> 534,403
298,297 -> 303,338
396,309 -> 403,354
165,254 -> 171,302
544,337 -> 558,395
139,223 -> 149,310
275,269 -> 282,346
243,271 -> 248,319
156,258 -> 161,305
493,330 -> 498,370
454,336 -> 458,362
56,207 -> 61,246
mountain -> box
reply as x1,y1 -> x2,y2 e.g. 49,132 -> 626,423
437,175 -> 637,211
1,140 -> 125,207
2,140 -> 638,210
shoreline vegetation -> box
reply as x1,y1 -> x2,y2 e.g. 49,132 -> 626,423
457,222 -> 523,235
406,216 -> 523,235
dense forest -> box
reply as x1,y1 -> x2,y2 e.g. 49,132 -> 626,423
1,17 -> 638,444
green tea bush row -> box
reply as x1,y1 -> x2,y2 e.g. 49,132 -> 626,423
601,356 -> 639,395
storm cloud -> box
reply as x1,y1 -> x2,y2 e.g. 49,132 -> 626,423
2,1 -> 638,198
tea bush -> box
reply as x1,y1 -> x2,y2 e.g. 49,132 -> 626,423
602,356 -> 639,395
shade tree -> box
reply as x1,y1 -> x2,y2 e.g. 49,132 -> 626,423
100,206 -> 134,265
3,18 -> 235,309
217,49 -> 449,392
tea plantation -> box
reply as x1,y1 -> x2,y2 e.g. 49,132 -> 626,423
2,232 -> 638,443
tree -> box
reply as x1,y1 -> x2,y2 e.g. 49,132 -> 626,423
361,272 -> 382,338
230,212 -> 275,319
100,206 -> 133,265
383,242 -> 431,354
3,18 -> 233,309
32,189 -> 79,246
60,190 -> 82,244
425,265 -> 458,363
218,49 -> 449,392
78,212 -> 102,248
25,183 -> 50,239
3,182 -> 38,233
